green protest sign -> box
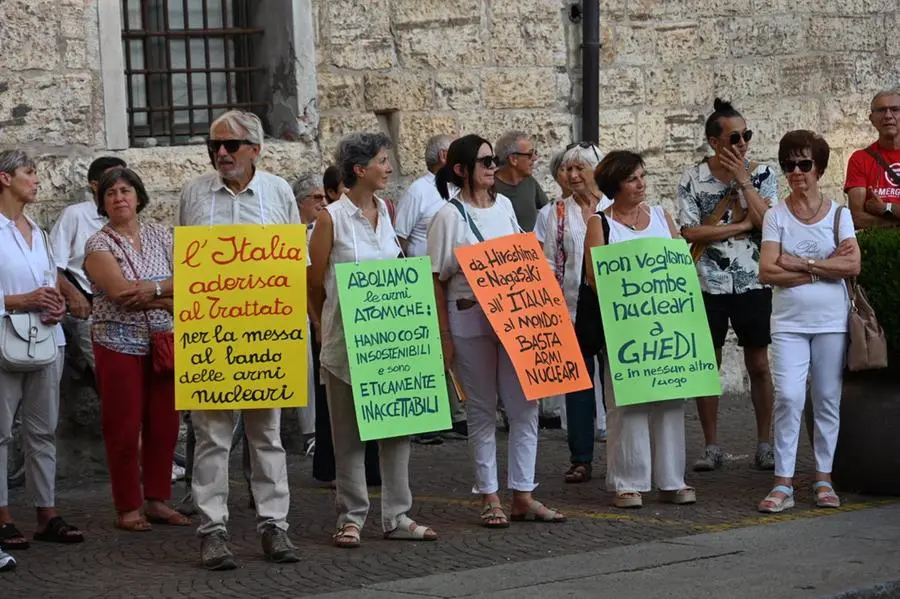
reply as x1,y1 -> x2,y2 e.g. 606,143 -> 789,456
335,256 -> 451,441
590,238 -> 721,405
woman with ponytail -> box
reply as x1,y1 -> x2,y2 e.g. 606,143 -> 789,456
428,134 -> 566,528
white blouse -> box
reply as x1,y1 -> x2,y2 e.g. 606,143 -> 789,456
319,195 -> 402,384
427,187 -> 521,302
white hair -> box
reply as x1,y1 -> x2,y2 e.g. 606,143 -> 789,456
495,130 -> 530,165
872,88 -> 900,109
560,143 -> 604,170
424,134 -> 453,168
291,174 -> 320,201
210,110 -> 265,149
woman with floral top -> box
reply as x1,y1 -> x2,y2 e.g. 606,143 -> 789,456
84,167 -> 185,532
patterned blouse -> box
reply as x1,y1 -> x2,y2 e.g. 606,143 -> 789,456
676,161 -> 778,295
85,222 -> 174,355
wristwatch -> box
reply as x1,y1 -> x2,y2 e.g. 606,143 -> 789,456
807,259 -> 816,272
154,281 -> 162,298
883,203 -> 894,217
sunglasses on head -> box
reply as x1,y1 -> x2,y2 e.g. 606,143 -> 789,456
566,141 -> 601,163
780,159 -> 814,174
727,130 -> 753,145
476,155 -> 499,168
207,139 -> 255,154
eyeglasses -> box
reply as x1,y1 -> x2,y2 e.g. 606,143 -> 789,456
780,159 -> 814,173
304,193 -> 327,202
510,150 -> 537,159
565,141 -> 601,163
207,139 -> 255,154
476,155 -> 499,168
872,106 -> 900,115
727,130 -> 753,145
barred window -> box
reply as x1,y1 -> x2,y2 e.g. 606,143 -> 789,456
121,0 -> 268,146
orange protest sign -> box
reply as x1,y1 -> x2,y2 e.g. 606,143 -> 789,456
454,233 -> 592,400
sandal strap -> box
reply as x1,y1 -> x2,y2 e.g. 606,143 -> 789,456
769,485 -> 793,497
813,481 -> 835,492
45,516 -> 79,536
333,524 -> 360,540
480,504 -> 507,521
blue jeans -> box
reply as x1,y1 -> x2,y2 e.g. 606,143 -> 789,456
565,349 -> 605,464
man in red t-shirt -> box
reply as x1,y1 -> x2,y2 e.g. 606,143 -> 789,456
845,89 -> 900,229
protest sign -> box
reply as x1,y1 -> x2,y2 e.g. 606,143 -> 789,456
335,256 -> 451,441
590,237 -> 721,405
454,233 -> 592,400
173,225 -> 308,410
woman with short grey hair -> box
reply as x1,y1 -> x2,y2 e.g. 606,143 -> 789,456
309,133 -> 436,548
292,174 -> 327,226
0,150 -> 84,551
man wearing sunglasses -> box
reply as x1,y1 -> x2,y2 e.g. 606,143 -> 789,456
178,110 -> 301,570
845,89 -> 900,229
494,131 -> 549,233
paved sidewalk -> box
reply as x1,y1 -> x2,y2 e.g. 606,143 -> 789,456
2,398 -> 896,598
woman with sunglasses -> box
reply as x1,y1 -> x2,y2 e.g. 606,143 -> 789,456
538,142 -> 611,483
758,131 -> 860,513
676,98 -> 779,474
585,151 -> 694,509
429,134 -> 566,528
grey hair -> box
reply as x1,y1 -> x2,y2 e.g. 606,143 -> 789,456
338,132 -> 393,188
871,88 -> 900,110
549,150 -> 566,176
291,174 -> 320,202
210,110 -> 265,148
560,143 -> 604,170
495,130 -> 529,166
0,149 -> 36,178
424,134 -> 453,169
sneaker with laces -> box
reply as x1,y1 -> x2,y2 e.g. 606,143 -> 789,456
0,550 -> 16,572
755,443 -> 775,470
200,531 -> 237,571
261,525 -> 300,564
693,445 -> 725,472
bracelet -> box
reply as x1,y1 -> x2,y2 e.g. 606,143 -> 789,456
810,273 -> 819,283
737,179 -> 752,189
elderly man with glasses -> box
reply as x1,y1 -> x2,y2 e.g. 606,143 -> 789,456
178,110 -> 301,570
494,131 -> 549,233
845,89 -> 900,229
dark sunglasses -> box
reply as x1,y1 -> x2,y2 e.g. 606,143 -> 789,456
566,141 -> 601,163
510,150 -> 537,159
780,159 -> 814,174
207,139 -> 255,154
727,130 -> 753,145
476,155 -> 499,168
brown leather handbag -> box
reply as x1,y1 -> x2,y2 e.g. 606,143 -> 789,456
834,207 -> 888,371
689,187 -> 739,263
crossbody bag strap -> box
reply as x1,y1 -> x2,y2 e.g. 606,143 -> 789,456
833,204 -> 857,297
864,147 -> 900,187
554,201 -> 567,286
449,198 -> 485,243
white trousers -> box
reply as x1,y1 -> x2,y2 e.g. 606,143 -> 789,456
771,331 -> 846,478
450,303 -> 539,495
192,409 -> 290,535
604,358 -> 687,493
0,354 -> 63,507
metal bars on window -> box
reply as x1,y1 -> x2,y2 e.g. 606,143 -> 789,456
121,0 -> 267,146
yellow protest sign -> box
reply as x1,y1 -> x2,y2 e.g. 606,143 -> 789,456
173,225 -> 308,410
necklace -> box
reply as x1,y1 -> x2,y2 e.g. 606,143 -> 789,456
610,206 -> 642,230
789,194 -> 824,223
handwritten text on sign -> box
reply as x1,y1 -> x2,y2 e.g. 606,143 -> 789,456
174,225 -> 308,410
590,237 -> 720,405
335,257 -> 450,441
455,233 -> 591,400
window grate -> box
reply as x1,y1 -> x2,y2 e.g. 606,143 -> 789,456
121,0 -> 267,146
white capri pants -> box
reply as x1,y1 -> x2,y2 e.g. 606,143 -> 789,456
771,331 -> 847,478
449,303 -> 539,495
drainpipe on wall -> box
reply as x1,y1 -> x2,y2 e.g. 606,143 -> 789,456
581,0 -> 600,144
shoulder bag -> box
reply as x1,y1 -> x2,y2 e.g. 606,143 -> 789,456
574,212 -> 610,356
834,206 -> 888,371
0,229 -> 60,373
104,227 -> 175,374
689,187 -> 738,263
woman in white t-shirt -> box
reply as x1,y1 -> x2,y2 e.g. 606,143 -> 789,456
428,135 -> 565,527
758,131 -> 861,513
584,151 -> 693,509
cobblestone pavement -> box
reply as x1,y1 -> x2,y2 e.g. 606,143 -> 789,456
3,398 -> 892,599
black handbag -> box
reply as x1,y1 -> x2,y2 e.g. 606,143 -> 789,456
574,212 -> 610,356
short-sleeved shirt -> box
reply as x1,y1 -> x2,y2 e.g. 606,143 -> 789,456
494,175 -> 549,232
393,172 -> 445,257
50,197 -> 105,294
178,170 -> 301,226
844,142 -> 900,203
427,187 -> 521,302
676,161 -> 779,295
85,223 -> 174,355
320,196 -> 401,384
762,201 -> 856,334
